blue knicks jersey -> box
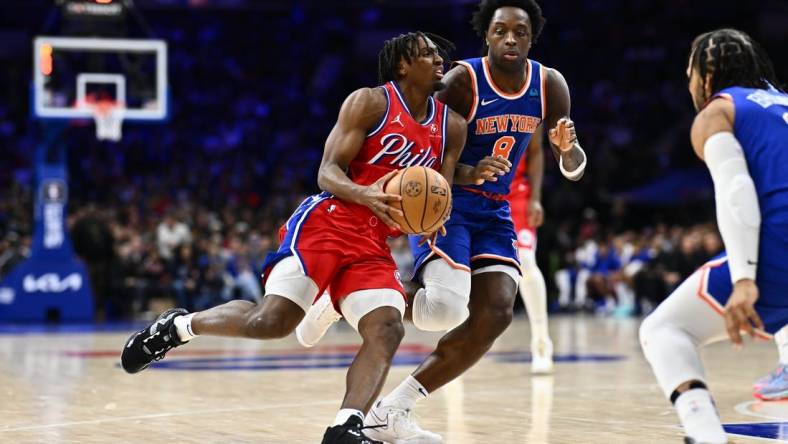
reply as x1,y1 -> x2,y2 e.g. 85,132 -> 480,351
716,86 -> 788,270
454,57 -> 545,196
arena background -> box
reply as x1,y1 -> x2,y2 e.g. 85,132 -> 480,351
4,2 -> 788,443
0,0 -> 786,321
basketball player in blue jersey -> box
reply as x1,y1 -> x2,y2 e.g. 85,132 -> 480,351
360,1 -> 589,441
640,29 -> 788,444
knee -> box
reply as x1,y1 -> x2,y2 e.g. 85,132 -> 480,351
363,316 -> 405,353
638,315 -> 655,350
413,261 -> 471,332
639,312 -> 672,354
412,286 -> 470,332
470,303 -> 513,343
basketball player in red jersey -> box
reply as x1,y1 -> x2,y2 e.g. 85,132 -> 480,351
507,129 -> 554,374
120,32 -> 481,444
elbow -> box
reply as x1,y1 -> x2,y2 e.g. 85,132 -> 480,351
316,167 -> 330,192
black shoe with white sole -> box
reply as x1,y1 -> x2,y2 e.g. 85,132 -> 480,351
121,308 -> 188,374
321,416 -> 384,444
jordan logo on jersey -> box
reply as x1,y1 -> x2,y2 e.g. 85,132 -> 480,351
367,133 -> 438,168
390,112 -> 405,128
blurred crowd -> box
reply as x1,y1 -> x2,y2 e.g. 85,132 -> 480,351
0,1 -> 785,320
553,222 -> 722,317
0,185 -> 724,320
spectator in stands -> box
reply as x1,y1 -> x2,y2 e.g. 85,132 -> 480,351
156,209 -> 192,263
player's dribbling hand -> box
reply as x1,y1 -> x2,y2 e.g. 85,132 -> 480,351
723,279 -> 764,347
548,117 -> 578,152
362,170 -> 404,230
472,156 -> 511,185
527,199 -> 544,228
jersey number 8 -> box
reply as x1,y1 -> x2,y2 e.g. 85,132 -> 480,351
492,135 -> 516,160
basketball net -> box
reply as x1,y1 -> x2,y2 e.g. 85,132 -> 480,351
86,100 -> 125,142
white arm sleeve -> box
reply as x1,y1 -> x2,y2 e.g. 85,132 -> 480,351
703,132 -> 760,283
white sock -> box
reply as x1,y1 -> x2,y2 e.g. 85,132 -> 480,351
379,375 -> 429,410
675,389 -> 727,444
776,326 -> 788,365
173,313 -> 198,342
519,248 -> 549,341
333,409 -> 364,426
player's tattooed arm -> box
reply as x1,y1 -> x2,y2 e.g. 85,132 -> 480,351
545,67 -> 586,181
318,87 -> 404,230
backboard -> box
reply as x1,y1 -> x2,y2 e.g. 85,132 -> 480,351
33,36 -> 168,139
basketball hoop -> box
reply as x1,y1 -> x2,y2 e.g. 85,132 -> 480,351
86,100 -> 125,142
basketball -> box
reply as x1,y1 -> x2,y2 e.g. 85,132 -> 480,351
384,166 -> 451,234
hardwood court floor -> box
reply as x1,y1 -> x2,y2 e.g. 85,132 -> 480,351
0,315 -> 785,443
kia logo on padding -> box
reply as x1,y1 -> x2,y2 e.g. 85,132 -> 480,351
23,273 -> 83,293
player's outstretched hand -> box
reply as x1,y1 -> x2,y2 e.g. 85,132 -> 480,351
362,170 -> 404,230
723,279 -> 764,346
527,199 -> 544,228
548,117 -> 578,152
471,156 -> 511,185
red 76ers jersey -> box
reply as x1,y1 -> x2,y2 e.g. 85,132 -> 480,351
347,81 -> 448,186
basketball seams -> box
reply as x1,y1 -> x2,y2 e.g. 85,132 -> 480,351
439,183 -> 451,225
385,166 -> 450,235
421,170 -> 451,233
419,167 -> 429,233
398,168 -> 418,234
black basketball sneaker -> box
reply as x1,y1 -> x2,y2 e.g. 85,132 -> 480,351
321,415 -> 384,444
121,308 -> 188,373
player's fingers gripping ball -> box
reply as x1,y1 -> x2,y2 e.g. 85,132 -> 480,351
384,166 -> 452,235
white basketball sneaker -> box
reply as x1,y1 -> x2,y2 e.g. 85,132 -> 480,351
364,402 -> 442,444
531,337 -> 554,374
295,292 -> 341,348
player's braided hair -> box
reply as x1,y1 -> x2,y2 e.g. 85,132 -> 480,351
378,32 -> 455,84
471,0 -> 545,44
690,28 -> 784,97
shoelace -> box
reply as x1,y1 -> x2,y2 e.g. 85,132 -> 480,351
142,329 -> 175,360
